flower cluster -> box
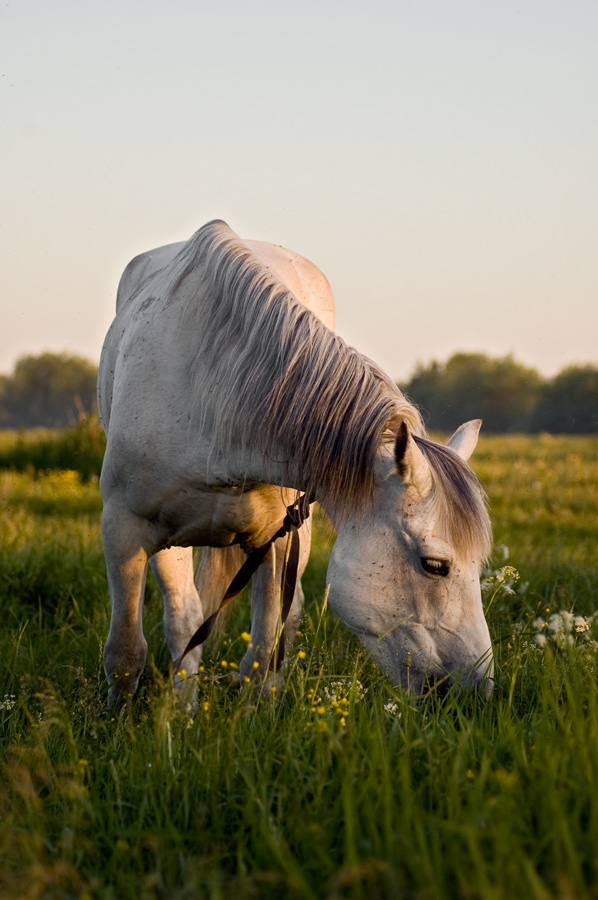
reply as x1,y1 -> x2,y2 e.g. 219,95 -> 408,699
306,679 -> 366,731
531,609 -> 598,650
482,564 -> 521,599
481,546 -> 528,614
0,694 -> 16,712
383,700 -> 401,717
322,679 -> 367,704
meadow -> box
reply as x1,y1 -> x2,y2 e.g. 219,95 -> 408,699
0,430 -> 597,900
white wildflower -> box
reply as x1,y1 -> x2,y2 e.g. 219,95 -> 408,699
574,616 -> 591,633
383,700 -> 401,717
322,679 -> 367,704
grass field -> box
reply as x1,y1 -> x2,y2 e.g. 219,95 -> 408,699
1,433 -> 597,900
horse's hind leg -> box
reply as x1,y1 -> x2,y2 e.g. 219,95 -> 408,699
194,545 -> 246,640
102,502 -> 152,710
149,546 -> 204,703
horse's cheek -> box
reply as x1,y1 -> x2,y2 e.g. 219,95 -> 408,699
326,530 -> 409,639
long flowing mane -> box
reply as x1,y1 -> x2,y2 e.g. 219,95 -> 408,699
163,220 -> 423,520
161,220 -> 490,555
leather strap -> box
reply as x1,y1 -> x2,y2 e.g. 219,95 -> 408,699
175,492 -> 312,672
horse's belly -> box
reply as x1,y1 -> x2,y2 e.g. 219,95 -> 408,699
152,483 -> 290,552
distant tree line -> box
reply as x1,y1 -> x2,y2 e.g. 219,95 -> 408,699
401,353 -> 598,434
0,352 -> 98,428
1,350 -> 597,433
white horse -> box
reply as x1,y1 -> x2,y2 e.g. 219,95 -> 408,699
98,220 -> 493,708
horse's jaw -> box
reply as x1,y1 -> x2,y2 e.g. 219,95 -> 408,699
361,620 -> 495,698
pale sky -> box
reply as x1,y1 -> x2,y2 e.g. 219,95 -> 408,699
2,0 -> 597,382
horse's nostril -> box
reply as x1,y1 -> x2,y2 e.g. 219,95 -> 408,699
424,673 -> 451,697
424,668 -> 493,698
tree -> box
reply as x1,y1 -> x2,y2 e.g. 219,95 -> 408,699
528,365 -> 598,434
3,352 -> 98,428
401,352 -> 543,433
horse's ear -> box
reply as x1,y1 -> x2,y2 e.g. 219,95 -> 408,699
446,419 -> 482,462
395,422 -> 432,497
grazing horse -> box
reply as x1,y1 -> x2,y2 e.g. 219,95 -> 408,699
98,220 -> 493,708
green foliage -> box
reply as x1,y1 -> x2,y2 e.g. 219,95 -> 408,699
0,352 -> 98,428
402,353 -> 598,433
402,352 -> 543,432
528,365 -> 598,434
1,437 -> 598,899
0,416 -> 106,481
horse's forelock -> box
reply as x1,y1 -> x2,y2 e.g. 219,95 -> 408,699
414,437 -> 492,563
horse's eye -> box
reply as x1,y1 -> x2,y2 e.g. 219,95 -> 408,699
421,558 -> 450,577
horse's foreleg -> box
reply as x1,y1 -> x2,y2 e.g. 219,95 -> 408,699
239,517 -> 312,695
102,503 -> 151,709
150,546 -> 204,704
280,517 -> 312,655
239,542 -> 284,696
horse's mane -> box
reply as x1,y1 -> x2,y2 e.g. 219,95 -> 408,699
163,220 -> 490,554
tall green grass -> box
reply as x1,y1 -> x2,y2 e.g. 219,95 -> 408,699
1,436 -> 597,900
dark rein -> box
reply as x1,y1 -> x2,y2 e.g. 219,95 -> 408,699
175,492 -> 313,674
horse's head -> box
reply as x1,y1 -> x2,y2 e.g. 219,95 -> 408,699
327,419 -> 494,697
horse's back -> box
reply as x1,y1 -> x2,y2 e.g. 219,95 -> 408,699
246,239 -> 335,331
99,223 -> 335,439
114,234 -> 334,329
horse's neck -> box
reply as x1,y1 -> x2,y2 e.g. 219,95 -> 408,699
212,440 -> 393,534
208,443 -> 309,498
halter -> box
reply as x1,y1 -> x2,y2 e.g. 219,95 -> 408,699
175,492 -> 313,674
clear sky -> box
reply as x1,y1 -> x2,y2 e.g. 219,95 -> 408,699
2,0 -> 597,382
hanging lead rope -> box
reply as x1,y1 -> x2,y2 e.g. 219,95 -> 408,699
174,492 -> 313,674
